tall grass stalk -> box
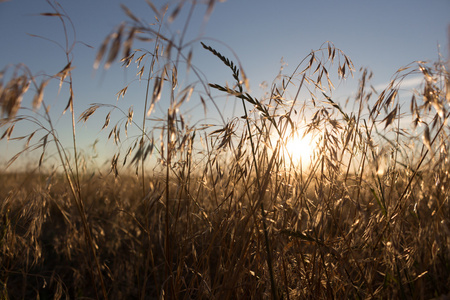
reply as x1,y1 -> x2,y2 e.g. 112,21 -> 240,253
1,1 -> 108,298
1,1 -> 450,299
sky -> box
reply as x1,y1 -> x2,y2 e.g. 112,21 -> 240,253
0,0 -> 449,171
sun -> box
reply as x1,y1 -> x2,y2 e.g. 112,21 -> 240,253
282,130 -> 315,169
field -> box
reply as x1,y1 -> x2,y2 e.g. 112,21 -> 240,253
1,1 -> 450,299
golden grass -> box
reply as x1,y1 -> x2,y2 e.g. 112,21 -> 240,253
1,0 -> 450,299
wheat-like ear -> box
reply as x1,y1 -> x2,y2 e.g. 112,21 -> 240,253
32,79 -> 49,111
0,73 -> 29,119
3,1 -> 450,298
78,104 -> 100,123
201,42 -> 240,83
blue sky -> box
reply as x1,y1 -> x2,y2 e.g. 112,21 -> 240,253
0,0 -> 449,170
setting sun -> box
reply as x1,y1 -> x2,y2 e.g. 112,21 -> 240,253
282,129 -> 316,169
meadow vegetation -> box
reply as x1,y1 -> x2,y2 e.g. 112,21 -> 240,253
1,0 -> 449,299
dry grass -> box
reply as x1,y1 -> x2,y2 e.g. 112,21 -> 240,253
1,0 -> 450,299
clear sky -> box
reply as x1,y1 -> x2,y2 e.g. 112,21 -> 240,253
1,0 -> 449,170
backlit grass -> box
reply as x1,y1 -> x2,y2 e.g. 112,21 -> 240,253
1,1 -> 449,299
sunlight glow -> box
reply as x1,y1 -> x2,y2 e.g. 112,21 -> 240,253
282,129 -> 316,169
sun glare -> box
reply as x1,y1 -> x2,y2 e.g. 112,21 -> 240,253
282,130 -> 315,169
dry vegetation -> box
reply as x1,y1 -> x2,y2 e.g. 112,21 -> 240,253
1,0 -> 450,299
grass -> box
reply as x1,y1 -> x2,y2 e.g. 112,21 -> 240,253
1,0 -> 450,299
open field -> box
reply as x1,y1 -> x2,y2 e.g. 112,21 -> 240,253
1,1 -> 450,299
1,156 -> 450,299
